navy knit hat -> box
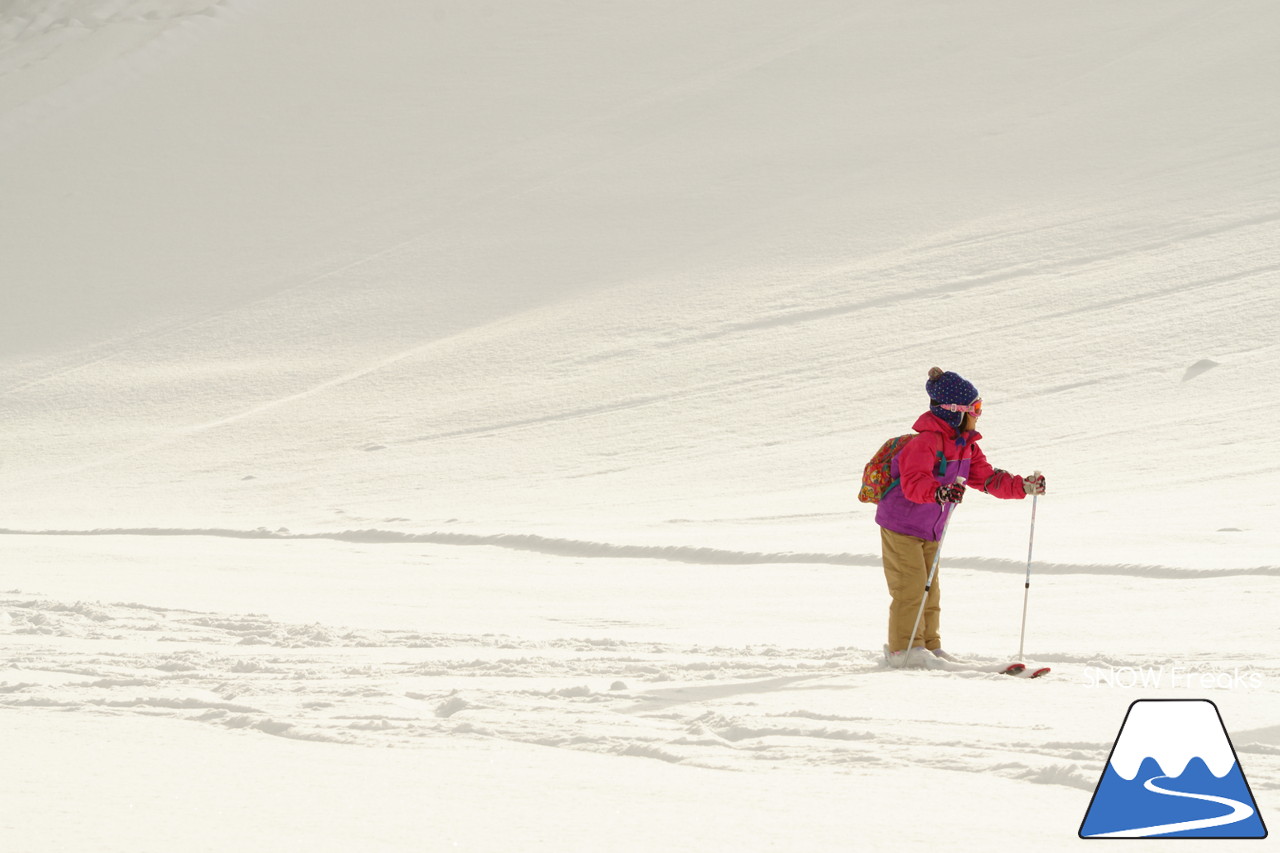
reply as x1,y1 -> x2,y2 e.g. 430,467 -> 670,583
926,366 -> 979,428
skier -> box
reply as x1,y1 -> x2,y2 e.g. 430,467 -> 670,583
878,367 -> 1045,666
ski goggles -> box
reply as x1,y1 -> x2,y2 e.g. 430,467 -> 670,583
938,398 -> 983,418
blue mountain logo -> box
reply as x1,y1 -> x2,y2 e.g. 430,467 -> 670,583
1080,699 -> 1267,838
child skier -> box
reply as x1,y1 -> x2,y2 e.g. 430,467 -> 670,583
877,367 -> 1045,667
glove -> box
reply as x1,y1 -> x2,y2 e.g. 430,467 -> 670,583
1023,472 -> 1046,496
935,483 -> 966,504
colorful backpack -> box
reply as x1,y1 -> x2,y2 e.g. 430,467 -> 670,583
858,433 -> 916,503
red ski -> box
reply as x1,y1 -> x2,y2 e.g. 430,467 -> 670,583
1006,664 -> 1051,678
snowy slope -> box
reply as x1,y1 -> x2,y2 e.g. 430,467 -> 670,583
1,1 -> 1279,850
2,0 -> 1277,570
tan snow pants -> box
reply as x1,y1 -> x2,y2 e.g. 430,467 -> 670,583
881,527 -> 942,653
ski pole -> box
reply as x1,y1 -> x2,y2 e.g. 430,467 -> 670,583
1016,471 -> 1041,661
905,497 -> 958,659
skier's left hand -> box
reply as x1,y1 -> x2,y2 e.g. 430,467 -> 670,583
1022,473 -> 1046,495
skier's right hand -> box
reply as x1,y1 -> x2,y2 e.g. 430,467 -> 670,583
935,483 -> 965,504
1022,473 -> 1046,495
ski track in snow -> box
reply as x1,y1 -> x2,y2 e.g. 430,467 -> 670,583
1,595 -> 1214,789
4,596 -> 1278,794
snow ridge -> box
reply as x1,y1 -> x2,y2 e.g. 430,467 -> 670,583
1,527 -> 1276,578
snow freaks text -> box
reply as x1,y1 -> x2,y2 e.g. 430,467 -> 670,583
1083,666 -> 1263,690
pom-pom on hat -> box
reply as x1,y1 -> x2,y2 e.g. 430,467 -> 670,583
926,366 -> 979,428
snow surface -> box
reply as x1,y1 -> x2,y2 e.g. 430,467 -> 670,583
1,1 -> 1278,850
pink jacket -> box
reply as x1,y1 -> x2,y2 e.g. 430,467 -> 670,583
875,412 -> 1025,541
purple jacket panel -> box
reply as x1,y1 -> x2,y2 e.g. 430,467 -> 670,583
875,447 -> 971,542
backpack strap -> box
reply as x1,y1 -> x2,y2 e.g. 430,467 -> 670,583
933,431 -> 948,478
